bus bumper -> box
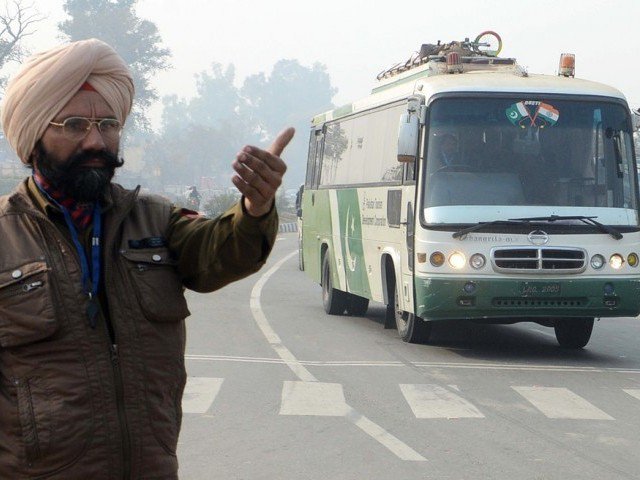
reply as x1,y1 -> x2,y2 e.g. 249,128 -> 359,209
414,277 -> 640,320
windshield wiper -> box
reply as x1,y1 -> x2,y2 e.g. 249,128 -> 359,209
452,219 -> 532,239
510,215 -> 623,240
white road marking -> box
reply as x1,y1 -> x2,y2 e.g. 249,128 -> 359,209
251,252 -> 316,382
185,354 -> 640,374
182,377 -> 224,414
413,362 -> 640,374
280,381 -> 350,416
400,384 -> 484,419
250,251 -> 426,462
346,409 -> 427,462
623,389 -> 640,401
513,386 -> 614,420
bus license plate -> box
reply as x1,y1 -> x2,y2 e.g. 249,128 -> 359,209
520,282 -> 561,296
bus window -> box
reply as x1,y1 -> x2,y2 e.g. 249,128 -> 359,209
423,97 -> 637,217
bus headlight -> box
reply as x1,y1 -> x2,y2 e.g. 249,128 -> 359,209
609,254 -> 624,269
628,253 -> 638,267
590,254 -> 605,270
469,253 -> 486,270
449,252 -> 466,269
430,252 -> 445,267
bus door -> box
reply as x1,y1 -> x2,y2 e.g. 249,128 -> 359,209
395,96 -> 424,315
399,160 -> 417,315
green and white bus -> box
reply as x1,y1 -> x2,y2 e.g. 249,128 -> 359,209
300,33 -> 640,348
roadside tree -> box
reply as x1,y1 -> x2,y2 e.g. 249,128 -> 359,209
59,0 -> 170,133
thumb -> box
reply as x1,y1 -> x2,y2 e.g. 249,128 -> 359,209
267,127 -> 295,157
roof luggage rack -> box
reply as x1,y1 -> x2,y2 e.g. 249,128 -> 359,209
376,30 -> 510,80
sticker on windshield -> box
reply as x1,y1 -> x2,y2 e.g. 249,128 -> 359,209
506,101 -> 559,128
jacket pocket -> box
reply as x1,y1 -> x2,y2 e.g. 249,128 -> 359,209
16,376 -> 51,464
0,261 -> 57,348
0,260 -> 94,473
120,247 -> 188,455
10,373 -> 93,472
120,247 -> 191,322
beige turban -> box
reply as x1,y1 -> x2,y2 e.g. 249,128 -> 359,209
1,38 -> 135,163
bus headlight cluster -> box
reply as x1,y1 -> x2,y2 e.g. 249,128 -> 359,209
590,253 -> 638,270
428,251 -> 487,270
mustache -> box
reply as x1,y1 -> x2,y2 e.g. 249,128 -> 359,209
61,149 -> 124,172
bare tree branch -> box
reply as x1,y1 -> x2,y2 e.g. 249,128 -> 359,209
0,0 -> 43,69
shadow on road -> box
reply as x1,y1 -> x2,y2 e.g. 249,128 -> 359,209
362,304 -> 637,368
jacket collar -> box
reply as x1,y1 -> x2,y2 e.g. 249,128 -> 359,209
4,177 -> 140,218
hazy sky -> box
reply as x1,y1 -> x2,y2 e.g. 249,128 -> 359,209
7,0 -> 640,129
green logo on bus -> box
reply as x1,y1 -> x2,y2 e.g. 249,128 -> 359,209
336,189 -> 371,297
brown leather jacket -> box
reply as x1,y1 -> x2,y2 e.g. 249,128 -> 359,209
0,178 -> 278,479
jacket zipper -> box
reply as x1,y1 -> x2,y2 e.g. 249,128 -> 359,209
102,188 -> 140,480
22,379 -> 41,462
25,210 -> 133,479
0,280 -> 44,300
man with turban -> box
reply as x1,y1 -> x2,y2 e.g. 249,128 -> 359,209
0,38 -> 293,479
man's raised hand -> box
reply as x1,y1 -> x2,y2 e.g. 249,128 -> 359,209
232,127 -> 295,217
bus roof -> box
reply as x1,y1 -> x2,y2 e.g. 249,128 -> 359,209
312,69 -> 627,126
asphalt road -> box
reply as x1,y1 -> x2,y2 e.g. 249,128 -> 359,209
177,233 -> 640,480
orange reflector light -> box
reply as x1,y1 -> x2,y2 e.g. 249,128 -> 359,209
430,252 -> 445,267
558,53 -> 575,77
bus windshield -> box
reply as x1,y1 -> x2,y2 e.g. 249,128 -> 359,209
422,96 -> 638,226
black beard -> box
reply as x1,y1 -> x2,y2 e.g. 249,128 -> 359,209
33,142 -> 124,202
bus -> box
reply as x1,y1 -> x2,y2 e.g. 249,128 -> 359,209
299,32 -> 640,348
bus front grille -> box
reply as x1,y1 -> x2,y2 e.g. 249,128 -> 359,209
491,247 -> 586,274
492,297 -> 588,308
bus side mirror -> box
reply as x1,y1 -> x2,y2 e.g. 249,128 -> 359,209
397,113 -> 419,162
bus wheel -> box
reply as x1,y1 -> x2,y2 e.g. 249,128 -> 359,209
322,254 -> 348,315
553,317 -> 594,348
393,285 -> 432,344
345,294 -> 369,316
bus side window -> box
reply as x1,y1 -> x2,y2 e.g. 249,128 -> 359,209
306,128 -> 325,189
305,130 -> 317,188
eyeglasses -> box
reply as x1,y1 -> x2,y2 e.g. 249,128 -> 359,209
49,117 -> 122,141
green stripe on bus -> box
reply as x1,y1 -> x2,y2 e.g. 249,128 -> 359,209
371,69 -> 432,94
332,103 -> 354,119
312,113 -> 327,125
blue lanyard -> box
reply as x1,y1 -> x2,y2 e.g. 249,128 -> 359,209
60,203 -> 102,328
33,178 -> 102,328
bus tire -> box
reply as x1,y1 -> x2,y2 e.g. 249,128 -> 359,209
345,294 -> 369,316
393,283 -> 432,344
554,317 -> 594,348
322,254 -> 348,315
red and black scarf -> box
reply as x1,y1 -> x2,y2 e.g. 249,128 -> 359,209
33,172 -> 94,230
